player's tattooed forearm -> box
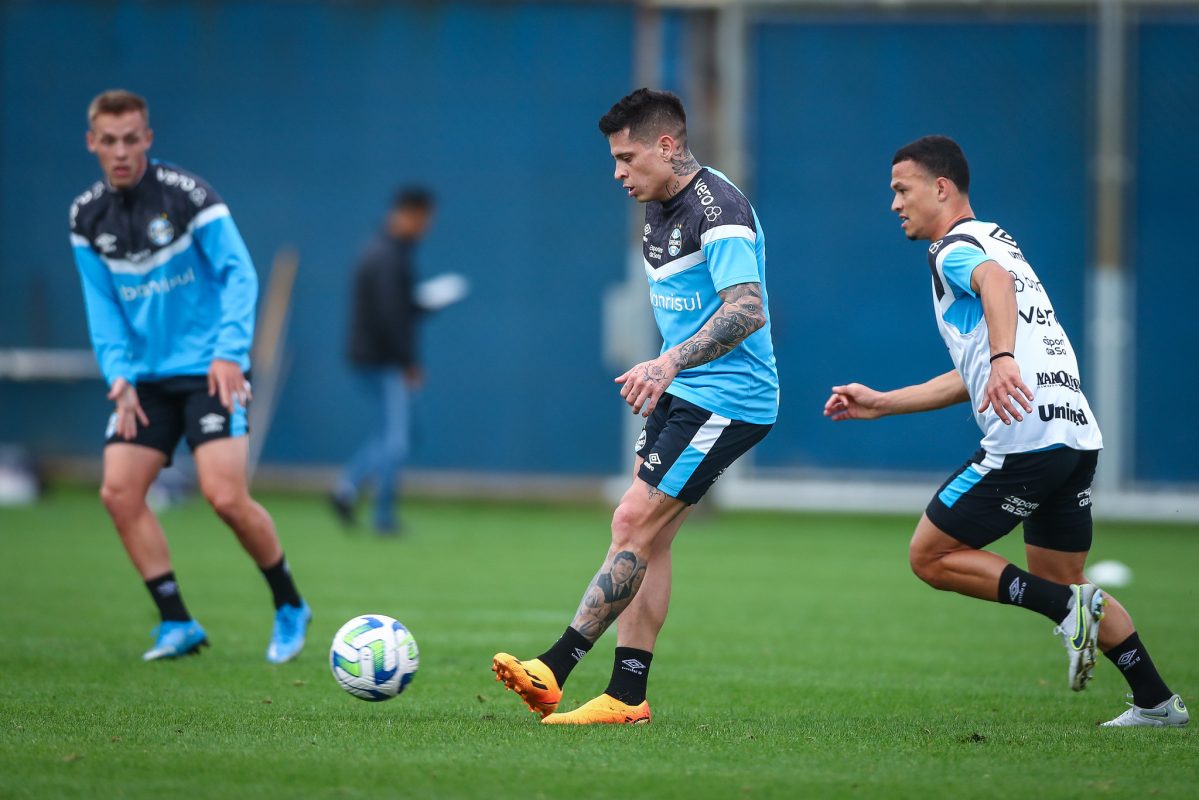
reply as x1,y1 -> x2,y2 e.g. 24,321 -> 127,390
670,283 -> 766,371
671,150 -> 700,176
570,549 -> 647,642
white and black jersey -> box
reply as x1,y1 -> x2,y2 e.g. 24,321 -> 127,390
927,218 -> 1102,455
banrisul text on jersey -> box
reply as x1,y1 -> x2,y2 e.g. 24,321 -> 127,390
641,168 -> 778,424
70,160 -> 258,387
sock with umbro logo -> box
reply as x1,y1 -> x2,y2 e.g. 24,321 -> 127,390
1105,632 -> 1172,708
536,626 -> 593,688
604,646 -> 653,706
997,563 -> 1072,622
145,571 -> 190,623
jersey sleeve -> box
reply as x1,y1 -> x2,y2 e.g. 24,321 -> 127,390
71,232 -> 135,387
191,204 -> 259,366
698,174 -> 762,292
702,233 -> 760,292
938,243 -> 991,298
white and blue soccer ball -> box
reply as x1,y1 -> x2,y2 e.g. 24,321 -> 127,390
330,614 -> 419,701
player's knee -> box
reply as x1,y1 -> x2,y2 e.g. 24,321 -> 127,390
909,547 -> 947,589
100,482 -> 141,521
203,485 -> 247,520
610,502 -> 654,552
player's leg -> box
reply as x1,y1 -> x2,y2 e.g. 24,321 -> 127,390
915,449 -> 1078,617
543,401 -> 771,725
493,480 -> 686,718
369,368 -> 410,534
1023,454 -> 1186,726
101,382 -> 209,660
188,389 -> 310,663
100,443 -> 171,579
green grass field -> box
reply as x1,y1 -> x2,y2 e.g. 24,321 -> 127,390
1,488 -> 1196,799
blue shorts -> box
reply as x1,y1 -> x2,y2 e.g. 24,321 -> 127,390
926,446 -> 1099,552
635,393 -> 771,505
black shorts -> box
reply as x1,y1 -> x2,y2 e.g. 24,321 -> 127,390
104,375 -> 250,465
635,393 -> 772,505
926,446 -> 1099,552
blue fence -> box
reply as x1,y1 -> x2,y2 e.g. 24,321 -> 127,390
1,2 -> 1195,484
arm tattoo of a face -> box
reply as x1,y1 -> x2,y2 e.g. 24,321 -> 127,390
570,549 -> 648,642
670,282 -> 766,372
671,149 -> 700,176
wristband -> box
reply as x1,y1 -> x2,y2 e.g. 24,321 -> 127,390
989,351 -> 1015,363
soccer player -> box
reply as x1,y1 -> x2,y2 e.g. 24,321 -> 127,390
823,135 -> 1187,727
492,89 -> 778,724
69,89 -> 311,663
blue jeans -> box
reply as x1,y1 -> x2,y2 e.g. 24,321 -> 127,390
337,367 -> 410,529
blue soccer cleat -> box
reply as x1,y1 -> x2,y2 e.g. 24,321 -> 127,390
143,619 -> 208,661
267,600 -> 312,664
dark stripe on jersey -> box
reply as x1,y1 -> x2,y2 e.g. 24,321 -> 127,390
928,233 -> 984,301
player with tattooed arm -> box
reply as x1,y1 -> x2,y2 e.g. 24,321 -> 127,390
493,89 -> 779,724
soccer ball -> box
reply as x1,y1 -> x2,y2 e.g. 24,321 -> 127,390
330,614 -> 419,701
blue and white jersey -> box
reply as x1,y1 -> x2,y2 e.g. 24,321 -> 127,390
642,167 -> 778,425
69,160 -> 258,387
928,218 -> 1101,454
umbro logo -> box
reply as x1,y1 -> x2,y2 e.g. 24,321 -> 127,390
156,580 -> 178,597
199,413 -> 226,434
648,453 -> 661,466
571,648 -> 588,662
620,658 -> 647,675
1117,649 -> 1139,669
1008,577 -> 1024,604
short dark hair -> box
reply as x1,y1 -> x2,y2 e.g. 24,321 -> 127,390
598,88 -> 688,146
892,135 -> 970,194
88,89 -> 149,125
392,186 -> 435,211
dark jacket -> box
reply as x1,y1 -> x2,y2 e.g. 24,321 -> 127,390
347,233 -> 421,367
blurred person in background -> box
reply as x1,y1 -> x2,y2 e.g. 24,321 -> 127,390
824,135 -> 1186,728
329,188 -> 435,535
69,89 -> 311,663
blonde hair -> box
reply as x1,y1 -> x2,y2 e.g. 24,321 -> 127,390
88,89 -> 149,125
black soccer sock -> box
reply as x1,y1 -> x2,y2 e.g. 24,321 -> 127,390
260,555 -> 303,610
604,647 -> 653,705
145,572 -> 191,623
536,626 -> 593,688
997,563 -> 1073,622
1105,632 -> 1173,708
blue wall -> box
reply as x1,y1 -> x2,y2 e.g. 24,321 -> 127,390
1131,16 -> 1199,484
0,1 -> 635,473
1,3 -> 1195,484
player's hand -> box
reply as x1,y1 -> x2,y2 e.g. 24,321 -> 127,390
978,356 -> 1033,425
208,358 -> 251,414
106,378 -> 149,440
615,356 -> 678,417
823,383 -> 886,421
404,365 -> 425,390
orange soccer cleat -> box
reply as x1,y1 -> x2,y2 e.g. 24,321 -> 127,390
541,693 -> 651,725
491,653 -> 562,717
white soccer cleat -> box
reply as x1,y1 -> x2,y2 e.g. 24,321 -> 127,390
1053,583 -> 1105,691
1101,694 -> 1189,728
